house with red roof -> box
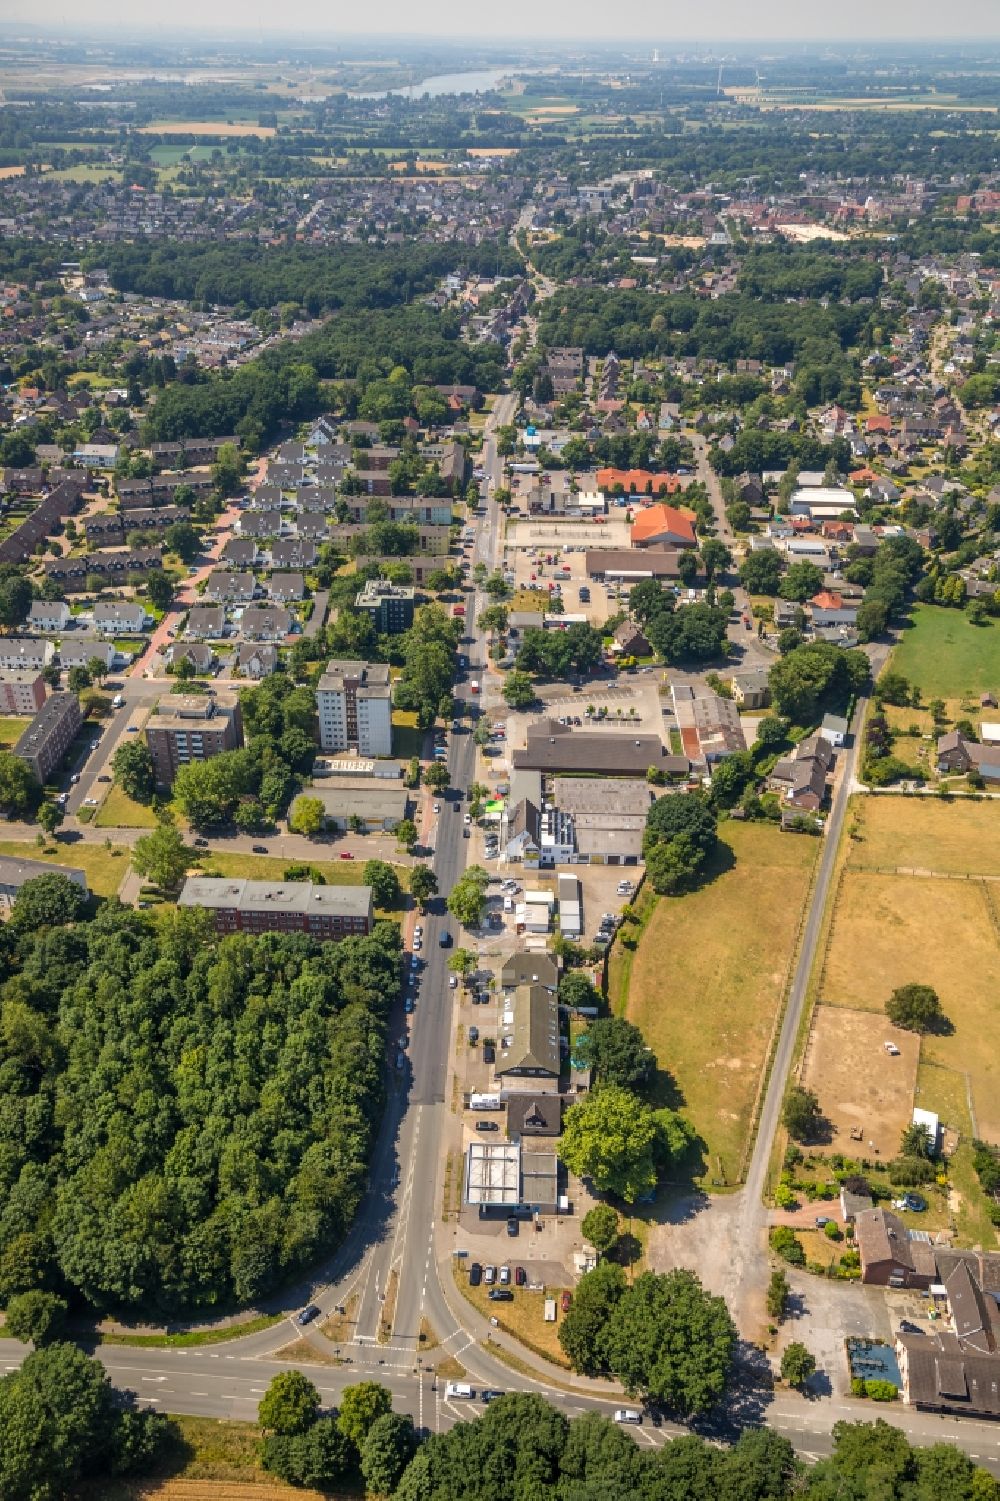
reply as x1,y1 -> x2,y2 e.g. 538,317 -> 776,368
597,468 -> 682,498
630,503 -> 697,550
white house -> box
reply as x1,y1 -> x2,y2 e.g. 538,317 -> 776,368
27,601 -> 71,633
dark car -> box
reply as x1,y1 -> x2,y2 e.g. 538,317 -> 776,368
296,1303 -> 320,1326
489,1289 -> 514,1301
506,1217 -> 519,1238
476,1120 -> 498,1132
514,1265 -> 526,1286
480,1389 -> 504,1403
560,1290 -> 572,1313
469,1262 -> 482,1287
483,1043 -> 496,1064
194,836 -> 208,847
252,845 -> 269,854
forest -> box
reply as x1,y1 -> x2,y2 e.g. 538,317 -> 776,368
0,898 -> 401,1315
535,286 -> 871,405
143,304 -> 505,450
97,240 -> 522,316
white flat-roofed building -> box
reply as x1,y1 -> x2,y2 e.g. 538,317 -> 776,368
316,659 -> 392,757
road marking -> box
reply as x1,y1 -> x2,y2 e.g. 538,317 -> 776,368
190,1391 -> 209,1398
141,1376 -> 167,1383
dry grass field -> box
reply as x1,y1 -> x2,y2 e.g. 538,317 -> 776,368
819,869 -> 1000,1141
138,122 -> 276,137
802,1007 -> 920,1159
619,821 -> 816,1186
846,794 -> 1000,877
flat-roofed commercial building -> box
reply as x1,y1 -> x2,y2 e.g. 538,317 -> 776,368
145,692 -> 244,787
177,877 -> 373,941
13,692 -> 82,783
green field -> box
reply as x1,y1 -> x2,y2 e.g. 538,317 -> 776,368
392,708 -> 425,759
198,849 -> 408,909
613,820 -> 817,1188
891,604 -> 1000,701
0,715 -> 30,748
94,786 -> 158,829
0,840 -> 129,898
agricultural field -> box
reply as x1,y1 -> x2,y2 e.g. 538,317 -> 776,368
615,820 -> 817,1188
891,604 -> 1000,703
138,121 -> 276,138
846,793 -> 1000,877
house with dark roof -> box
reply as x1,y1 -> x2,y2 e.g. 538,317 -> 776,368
495,984 -> 561,1094
855,1207 -> 936,1288
513,719 -> 666,777
937,732 -> 1000,783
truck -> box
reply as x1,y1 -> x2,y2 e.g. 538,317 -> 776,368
470,680 -> 480,694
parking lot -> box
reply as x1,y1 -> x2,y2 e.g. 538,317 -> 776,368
504,542 -> 621,628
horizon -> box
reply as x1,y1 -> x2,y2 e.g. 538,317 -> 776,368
0,4 -> 998,44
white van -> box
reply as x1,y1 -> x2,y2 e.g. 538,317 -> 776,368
445,1382 -> 475,1401
614,1408 -> 642,1425
112,694 -> 124,708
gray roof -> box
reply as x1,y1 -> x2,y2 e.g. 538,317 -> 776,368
178,876 -> 372,919
0,855 -> 87,894
500,952 -> 560,990
553,776 -> 654,818
497,984 -> 560,1077
514,720 -> 665,776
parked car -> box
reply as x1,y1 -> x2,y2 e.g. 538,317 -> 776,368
404,997 -> 414,1014
252,845 -> 268,854
483,1043 -> 496,1064
480,1389 -> 504,1403
468,1026 -> 479,1044
469,1262 -> 482,1287
499,1265 -> 511,1285
614,1409 -> 642,1425
506,1216 -> 519,1238
560,1290 -> 572,1313
514,1265 -> 526,1286
449,975 -> 458,989
489,1289 -> 513,1302
476,1120 -> 498,1132
484,1265 -> 496,1285
340,851 -> 354,860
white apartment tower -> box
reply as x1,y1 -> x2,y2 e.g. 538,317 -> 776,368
316,659 -> 393,758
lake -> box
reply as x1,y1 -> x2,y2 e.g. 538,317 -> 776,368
350,68 -> 510,101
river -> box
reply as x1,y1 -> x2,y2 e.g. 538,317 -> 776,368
349,68 -> 511,101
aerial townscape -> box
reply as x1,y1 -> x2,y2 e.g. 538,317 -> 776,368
5,7 -> 1000,1498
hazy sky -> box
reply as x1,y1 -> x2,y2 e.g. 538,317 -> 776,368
4,0 -> 1000,40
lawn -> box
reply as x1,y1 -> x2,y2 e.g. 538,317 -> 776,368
846,793 -> 1000,876
94,786 -> 159,829
0,839 -> 129,898
891,604 -> 1000,701
615,821 -> 817,1188
0,715 -> 30,748
392,708 -> 425,760
916,1061 -> 998,1249
819,868 -> 1000,1141
199,850 -> 408,908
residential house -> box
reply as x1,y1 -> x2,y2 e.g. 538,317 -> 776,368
0,855 -> 87,910
178,877 -> 372,941
239,606 -> 292,642
27,601 -> 70,633
729,669 -> 770,710
936,731 -> 1000,783
165,642 -> 215,675
236,643 -> 278,679
612,620 -> 652,657
92,601 -> 150,635
855,1207 -> 936,1288
57,637 -> 115,671
267,573 -> 305,603
205,571 -> 255,604
185,605 -> 227,639
0,638 -> 54,671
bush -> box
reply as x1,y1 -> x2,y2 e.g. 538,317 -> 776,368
770,1226 -> 805,1266
823,1220 -> 842,1241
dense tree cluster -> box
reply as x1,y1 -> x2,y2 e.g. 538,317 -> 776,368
515,622 -> 603,678
100,241 -> 500,315
768,641 -> 869,725
643,793 -> 719,895
0,1342 -> 172,1500
0,903 -> 401,1313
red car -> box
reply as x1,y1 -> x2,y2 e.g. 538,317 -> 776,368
560,1290 -> 572,1313
514,1265 -> 526,1287
339,852 -> 355,860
